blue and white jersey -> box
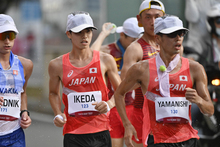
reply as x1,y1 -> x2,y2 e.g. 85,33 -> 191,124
0,51 -> 25,136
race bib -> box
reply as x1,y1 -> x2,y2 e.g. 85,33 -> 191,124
67,91 -> 102,117
0,95 -> 21,121
155,97 -> 190,123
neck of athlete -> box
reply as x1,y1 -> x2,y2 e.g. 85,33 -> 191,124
0,52 -> 10,70
160,50 -> 180,67
142,33 -> 159,50
70,47 -> 93,61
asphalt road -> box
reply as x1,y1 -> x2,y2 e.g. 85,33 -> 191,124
24,112 -> 63,147
24,111 -> 127,147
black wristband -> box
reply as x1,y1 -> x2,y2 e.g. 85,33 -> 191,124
20,110 -> 30,117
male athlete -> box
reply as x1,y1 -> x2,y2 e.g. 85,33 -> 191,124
92,17 -> 143,147
48,11 -> 121,147
115,15 -> 214,147
0,14 -> 33,147
120,0 -> 165,146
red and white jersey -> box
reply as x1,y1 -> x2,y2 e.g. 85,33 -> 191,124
62,50 -> 110,135
143,57 -> 199,145
134,38 -> 159,109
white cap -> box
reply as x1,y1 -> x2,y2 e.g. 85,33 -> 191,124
154,15 -> 189,34
0,14 -> 19,34
207,4 -> 220,18
65,11 -> 97,33
139,0 -> 165,15
116,17 -> 144,38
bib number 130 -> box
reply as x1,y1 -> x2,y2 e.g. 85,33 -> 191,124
171,109 -> 178,114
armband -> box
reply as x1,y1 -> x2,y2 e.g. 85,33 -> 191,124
103,101 -> 110,113
20,110 -> 30,117
53,114 -> 64,121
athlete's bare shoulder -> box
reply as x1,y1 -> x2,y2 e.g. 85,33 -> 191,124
48,55 -> 63,77
130,59 -> 149,78
188,58 -> 206,80
128,40 -> 142,51
136,59 -> 149,72
125,59 -> 150,90
18,56 -> 33,77
17,56 -> 33,69
99,51 -> 115,65
100,51 -> 117,70
188,59 -> 204,72
99,51 -> 118,82
125,39 -> 143,62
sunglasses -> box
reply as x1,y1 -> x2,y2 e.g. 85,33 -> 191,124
0,31 -> 16,41
215,17 -> 220,24
165,30 -> 187,38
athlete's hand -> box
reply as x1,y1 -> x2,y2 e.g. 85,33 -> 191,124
102,22 -> 113,36
185,87 -> 202,104
92,101 -> 110,114
53,113 -> 67,127
20,112 -> 31,129
124,123 -> 138,147
0,97 -> 3,108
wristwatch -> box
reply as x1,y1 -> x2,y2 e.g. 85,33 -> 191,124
20,110 -> 30,117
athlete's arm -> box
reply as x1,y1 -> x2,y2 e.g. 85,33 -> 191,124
120,41 -> 143,80
104,53 -> 121,108
91,22 -> 112,51
48,57 -> 67,127
18,56 -> 33,129
186,60 -> 214,116
93,52 -> 121,114
115,61 -> 149,147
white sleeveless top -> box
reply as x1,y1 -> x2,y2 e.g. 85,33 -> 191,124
0,53 -> 24,136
